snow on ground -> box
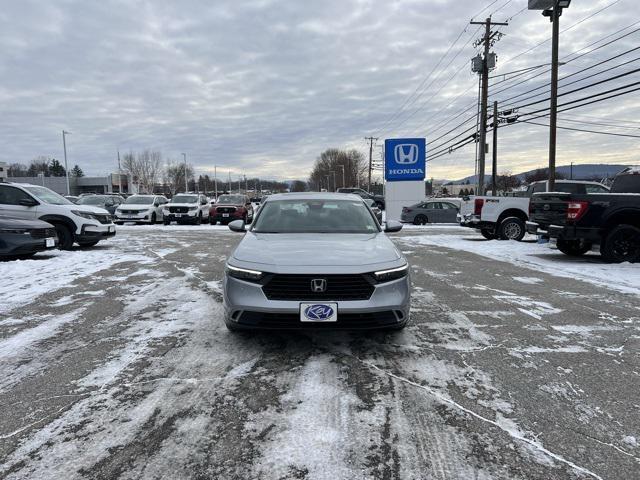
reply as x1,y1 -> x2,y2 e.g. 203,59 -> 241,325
399,232 -> 640,295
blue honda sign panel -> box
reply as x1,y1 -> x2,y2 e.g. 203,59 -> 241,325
384,138 -> 426,182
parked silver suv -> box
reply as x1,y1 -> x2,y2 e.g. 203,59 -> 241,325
0,182 -> 116,249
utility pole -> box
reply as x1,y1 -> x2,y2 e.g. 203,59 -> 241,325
181,153 -> 188,192
214,165 -> 218,199
492,101 -> 498,196
548,5 -> 561,192
62,130 -> 71,195
338,165 -> 345,189
365,136 -> 378,192
244,174 -> 247,194
570,162 -> 573,180
470,17 -> 508,196
117,150 -> 123,194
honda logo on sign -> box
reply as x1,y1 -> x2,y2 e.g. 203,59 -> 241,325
311,278 -> 327,293
394,144 -> 419,165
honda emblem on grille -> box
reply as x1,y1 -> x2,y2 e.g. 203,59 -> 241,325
311,278 -> 327,293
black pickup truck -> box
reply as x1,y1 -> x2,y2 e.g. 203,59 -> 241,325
527,167 -> 640,262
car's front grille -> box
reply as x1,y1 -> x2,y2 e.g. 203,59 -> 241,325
216,206 -> 236,214
30,228 -> 56,239
119,209 -> 142,215
93,214 -> 112,224
237,310 -> 402,329
262,274 -> 375,301
169,206 -> 189,214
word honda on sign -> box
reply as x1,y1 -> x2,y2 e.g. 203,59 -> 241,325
384,138 -> 426,182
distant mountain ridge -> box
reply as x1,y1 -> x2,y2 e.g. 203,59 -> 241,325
449,163 -> 630,185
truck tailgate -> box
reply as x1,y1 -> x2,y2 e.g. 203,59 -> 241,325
530,193 -> 571,226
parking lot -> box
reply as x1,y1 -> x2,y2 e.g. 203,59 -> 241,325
1,225 -> 638,480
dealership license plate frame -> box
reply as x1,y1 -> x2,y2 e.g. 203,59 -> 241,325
45,238 -> 55,248
299,302 -> 338,323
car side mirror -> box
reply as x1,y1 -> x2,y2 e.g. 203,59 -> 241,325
384,220 -> 403,233
228,219 -> 246,232
154,201 -> 160,207
19,198 -> 38,207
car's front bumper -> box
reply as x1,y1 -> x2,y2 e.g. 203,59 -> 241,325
114,211 -> 152,223
0,233 -> 58,257
76,223 -> 116,242
164,212 -> 199,222
223,273 -> 411,330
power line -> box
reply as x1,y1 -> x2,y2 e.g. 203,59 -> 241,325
519,119 -> 640,137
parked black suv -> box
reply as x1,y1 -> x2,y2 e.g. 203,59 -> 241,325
336,188 -> 385,209
528,167 -> 640,262
0,216 -> 58,259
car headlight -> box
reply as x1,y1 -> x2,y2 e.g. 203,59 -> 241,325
163,206 -> 170,210
226,264 -> 263,282
71,210 -> 98,220
373,264 -> 408,283
189,206 -> 197,211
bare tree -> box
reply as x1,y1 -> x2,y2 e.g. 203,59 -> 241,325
308,148 -> 366,191
7,162 -> 29,177
121,150 -> 163,193
165,159 -> 194,195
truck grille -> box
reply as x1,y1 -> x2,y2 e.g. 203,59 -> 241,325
30,228 -> 56,239
169,206 -> 189,213
216,206 -> 236,214
262,274 -> 375,301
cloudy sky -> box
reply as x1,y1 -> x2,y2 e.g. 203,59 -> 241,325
1,0 -> 638,182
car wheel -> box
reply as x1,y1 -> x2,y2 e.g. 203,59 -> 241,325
54,224 -> 74,250
151,212 -> 157,224
196,213 -> 202,225
413,214 -> 428,225
498,217 -> 525,241
557,238 -> 592,256
78,240 -> 100,248
163,220 -> 170,226
600,224 -> 640,263
480,229 -> 496,240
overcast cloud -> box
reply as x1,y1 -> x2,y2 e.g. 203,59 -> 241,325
0,0 -> 637,181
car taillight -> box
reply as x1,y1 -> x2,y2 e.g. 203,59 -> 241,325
566,201 -> 588,221
474,198 -> 484,215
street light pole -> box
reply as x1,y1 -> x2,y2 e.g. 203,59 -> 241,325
331,171 -> 336,192
181,153 -> 188,192
62,130 -> 71,195
338,165 -> 345,189
214,165 -> 218,199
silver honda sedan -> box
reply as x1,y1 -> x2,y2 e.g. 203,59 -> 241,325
222,193 -> 410,331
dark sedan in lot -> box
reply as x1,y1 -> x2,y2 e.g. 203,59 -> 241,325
401,200 -> 459,225
0,216 -> 58,259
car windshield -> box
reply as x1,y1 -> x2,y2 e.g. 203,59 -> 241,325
172,195 -> 198,203
125,196 -> 155,205
252,199 -> 379,234
77,196 -> 107,205
217,195 -> 244,204
23,186 -> 73,205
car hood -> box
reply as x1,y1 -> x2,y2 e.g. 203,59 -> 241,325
0,216 -> 54,229
75,205 -> 110,214
168,203 -> 197,208
119,205 -> 152,211
231,232 -> 402,271
214,203 -> 242,208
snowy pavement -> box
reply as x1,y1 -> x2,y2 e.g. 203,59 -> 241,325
0,225 -> 639,479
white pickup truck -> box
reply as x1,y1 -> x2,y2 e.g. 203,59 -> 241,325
457,180 -> 609,241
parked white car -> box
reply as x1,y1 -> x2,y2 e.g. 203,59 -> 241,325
0,182 -> 116,249
457,180 -> 609,240
114,194 -> 168,225
163,194 -> 210,225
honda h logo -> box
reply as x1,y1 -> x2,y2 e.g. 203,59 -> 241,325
394,144 -> 419,165
311,278 -> 327,293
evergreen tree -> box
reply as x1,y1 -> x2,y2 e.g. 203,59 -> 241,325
49,159 -> 66,177
71,164 -> 84,177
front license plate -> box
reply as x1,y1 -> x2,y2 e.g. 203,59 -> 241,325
222,213 -> 229,217
176,213 -> 183,217
45,238 -> 55,248
108,226 -> 115,233
300,303 -> 338,323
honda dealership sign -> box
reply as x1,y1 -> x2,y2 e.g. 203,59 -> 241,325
384,138 -> 426,182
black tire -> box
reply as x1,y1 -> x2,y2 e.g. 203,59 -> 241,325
196,213 -> 202,225
413,215 -> 428,225
163,220 -> 170,226
600,224 -> 640,263
53,223 -> 74,250
557,238 -> 592,257
151,213 -> 157,224
78,240 -> 100,248
480,229 -> 496,240
498,217 -> 526,241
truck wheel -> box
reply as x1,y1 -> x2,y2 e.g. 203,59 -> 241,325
498,217 -> 525,241
413,215 -> 428,225
480,229 -> 496,240
557,238 -> 592,256
600,225 -> 640,263
54,224 -> 74,250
